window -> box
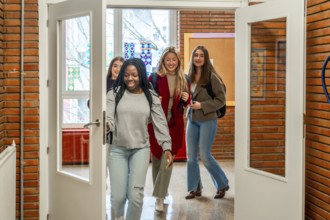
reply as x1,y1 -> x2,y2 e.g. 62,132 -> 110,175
62,9 -> 176,125
106,8 -> 177,75
62,16 -> 90,126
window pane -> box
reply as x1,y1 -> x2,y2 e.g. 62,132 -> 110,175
122,9 -> 170,75
106,9 -> 114,68
249,17 -> 287,177
65,16 -> 90,91
63,98 -> 89,124
60,15 -> 91,180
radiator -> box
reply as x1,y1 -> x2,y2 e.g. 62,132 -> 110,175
0,143 -> 16,220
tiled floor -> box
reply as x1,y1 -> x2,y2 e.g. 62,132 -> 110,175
106,160 -> 234,220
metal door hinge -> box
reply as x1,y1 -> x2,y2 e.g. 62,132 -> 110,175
47,146 -> 50,154
47,80 -> 50,88
47,213 -> 50,220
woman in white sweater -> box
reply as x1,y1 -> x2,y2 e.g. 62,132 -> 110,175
106,58 -> 173,220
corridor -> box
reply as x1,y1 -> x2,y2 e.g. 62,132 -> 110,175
106,160 -> 234,220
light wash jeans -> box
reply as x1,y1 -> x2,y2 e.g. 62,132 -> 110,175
151,154 -> 173,198
108,146 -> 150,220
186,114 -> 229,192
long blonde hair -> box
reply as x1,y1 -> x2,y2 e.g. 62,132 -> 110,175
157,46 -> 188,95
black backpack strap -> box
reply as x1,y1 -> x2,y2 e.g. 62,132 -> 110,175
206,75 -> 214,99
150,72 -> 158,93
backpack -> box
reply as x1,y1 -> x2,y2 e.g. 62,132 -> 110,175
150,72 -> 189,114
205,75 -> 226,119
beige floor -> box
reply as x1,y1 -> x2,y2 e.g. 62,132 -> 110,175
107,159 -> 234,220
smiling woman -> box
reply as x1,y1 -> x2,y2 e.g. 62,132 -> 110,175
123,65 -> 142,93
106,58 -> 174,219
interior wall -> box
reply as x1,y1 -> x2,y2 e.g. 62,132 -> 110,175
188,37 -> 235,101
0,0 -> 4,153
3,1 -> 328,220
305,1 -> 330,219
179,10 -> 235,159
3,0 -> 40,219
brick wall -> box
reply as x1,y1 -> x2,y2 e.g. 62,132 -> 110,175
0,0 -> 4,153
179,10 -> 235,159
3,0 -> 39,219
249,18 -> 286,176
306,0 -> 330,219
0,3 -> 327,220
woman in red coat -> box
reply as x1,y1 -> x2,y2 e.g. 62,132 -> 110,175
148,46 -> 190,212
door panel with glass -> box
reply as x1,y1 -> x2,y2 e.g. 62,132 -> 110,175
235,0 -> 304,219
48,0 -> 106,219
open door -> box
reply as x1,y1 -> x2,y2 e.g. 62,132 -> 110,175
48,0 -> 106,219
235,0 -> 305,219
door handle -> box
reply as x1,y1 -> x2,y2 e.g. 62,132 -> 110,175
83,119 -> 100,128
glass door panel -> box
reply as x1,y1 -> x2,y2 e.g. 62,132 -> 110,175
106,9 -> 114,68
249,18 -> 287,177
60,15 -> 91,180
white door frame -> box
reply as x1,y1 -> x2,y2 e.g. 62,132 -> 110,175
39,0 -> 304,219
235,0 -> 305,219
45,0 -> 106,219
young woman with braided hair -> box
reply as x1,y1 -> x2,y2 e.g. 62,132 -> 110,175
106,58 -> 173,220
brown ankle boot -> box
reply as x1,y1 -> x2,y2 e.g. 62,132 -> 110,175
185,186 -> 202,199
214,186 -> 229,199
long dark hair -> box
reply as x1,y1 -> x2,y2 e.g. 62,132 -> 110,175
106,56 -> 125,80
188,45 -> 219,86
113,58 -> 154,114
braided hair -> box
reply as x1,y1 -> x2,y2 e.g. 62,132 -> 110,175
112,58 -> 154,114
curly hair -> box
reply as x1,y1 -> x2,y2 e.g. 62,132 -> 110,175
113,58 -> 154,114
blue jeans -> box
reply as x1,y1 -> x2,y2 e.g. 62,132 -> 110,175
186,115 -> 229,192
108,146 -> 150,220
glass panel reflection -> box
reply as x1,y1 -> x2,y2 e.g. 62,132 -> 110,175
60,15 -> 90,180
122,9 -> 170,75
63,98 -> 89,124
249,18 -> 286,177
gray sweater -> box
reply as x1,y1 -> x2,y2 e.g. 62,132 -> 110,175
106,89 -> 171,151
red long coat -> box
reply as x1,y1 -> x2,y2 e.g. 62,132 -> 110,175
148,74 -> 190,159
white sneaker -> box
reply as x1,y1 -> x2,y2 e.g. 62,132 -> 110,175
155,198 -> 164,212
115,216 -> 124,220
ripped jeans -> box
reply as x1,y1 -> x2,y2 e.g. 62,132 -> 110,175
108,146 -> 150,220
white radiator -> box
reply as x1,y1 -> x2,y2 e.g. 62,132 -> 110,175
0,143 -> 16,220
